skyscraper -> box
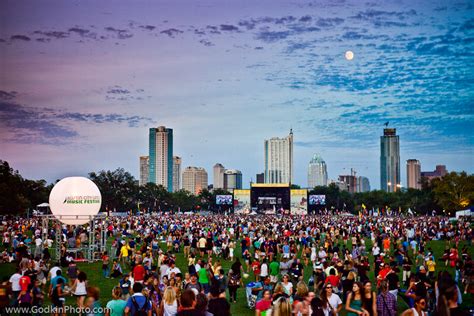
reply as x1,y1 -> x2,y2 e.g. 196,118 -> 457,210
358,176 -> 370,192
256,173 -> 264,184
149,126 -> 173,192
380,128 -> 400,192
139,156 -> 149,186
213,163 -> 225,189
182,166 -> 208,195
224,169 -> 242,190
407,159 -> 421,189
307,154 -> 328,188
264,129 -> 294,184
173,156 -> 182,192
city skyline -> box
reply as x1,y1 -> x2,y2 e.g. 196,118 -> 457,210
1,0 -> 473,189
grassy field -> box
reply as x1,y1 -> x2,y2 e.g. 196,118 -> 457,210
1,237 -> 472,315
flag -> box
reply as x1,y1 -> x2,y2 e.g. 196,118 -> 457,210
362,203 -> 366,210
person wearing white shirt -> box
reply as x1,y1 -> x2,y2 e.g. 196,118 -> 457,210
372,245 -> 380,257
322,284 -> 343,316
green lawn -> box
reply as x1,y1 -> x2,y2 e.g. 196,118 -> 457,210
1,238 -> 472,315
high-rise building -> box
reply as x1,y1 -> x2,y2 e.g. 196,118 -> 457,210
139,156 -> 149,186
338,175 -> 357,193
264,129 -> 294,184
308,154 -> 328,188
173,156 -> 182,192
224,169 -> 242,190
421,165 -> 448,182
182,166 -> 208,195
380,128 -> 400,192
256,173 -> 264,184
149,126 -> 173,192
213,163 -> 225,189
407,159 -> 421,189
358,176 -> 370,192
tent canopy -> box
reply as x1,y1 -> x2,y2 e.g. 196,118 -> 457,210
37,203 -> 50,208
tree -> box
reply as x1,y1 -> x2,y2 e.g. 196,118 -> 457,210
138,183 -> 170,213
171,189 -> 198,212
88,168 -> 139,212
432,172 -> 474,214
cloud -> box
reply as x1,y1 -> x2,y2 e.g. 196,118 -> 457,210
10,35 -> 31,41
107,87 -> 130,95
160,28 -> 183,37
36,38 -> 51,43
68,27 -> 98,39
139,25 -> 156,31
0,100 -> 154,144
199,39 -> 214,47
105,86 -> 146,101
104,27 -> 133,39
0,91 -> 18,100
315,17 -> 345,28
33,30 -> 69,39
256,30 -> 291,43
220,24 -> 239,32
206,26 -> 221,34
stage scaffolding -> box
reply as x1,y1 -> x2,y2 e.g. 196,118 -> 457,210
37,214 -> 107,262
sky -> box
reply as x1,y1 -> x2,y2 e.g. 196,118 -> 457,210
0,0 -> 473,189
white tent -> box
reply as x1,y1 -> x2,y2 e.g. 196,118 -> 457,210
37,203 -> 50,208
456,209 -> 473,219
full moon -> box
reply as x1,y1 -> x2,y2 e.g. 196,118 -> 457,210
345,50 -> 354,60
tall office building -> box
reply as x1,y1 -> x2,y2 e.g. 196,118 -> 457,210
380,128 -> 400,192
308,154 -> 328,188
149,126 -> 173,192
407,159 -> 421,189
139,156 -> 149,186
213,163 -> 225,189
256,173 -> 264,184
358,176 -> 370,192
264,129 -> 294,184
182,166 -> 208,195
224,169 -> 242,190
173,156 -> 182,192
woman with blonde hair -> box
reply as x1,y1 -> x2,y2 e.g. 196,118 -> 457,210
273,296 -> 292,316
160,286 -> 178,316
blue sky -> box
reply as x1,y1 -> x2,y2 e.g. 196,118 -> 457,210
0,0 -> 473,189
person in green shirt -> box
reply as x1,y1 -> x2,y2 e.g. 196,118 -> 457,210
269,259 -> 280,284
198,261 -> 211,294
105,287 -> 127,316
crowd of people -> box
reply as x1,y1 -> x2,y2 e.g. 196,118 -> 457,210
0,213 -> 473,316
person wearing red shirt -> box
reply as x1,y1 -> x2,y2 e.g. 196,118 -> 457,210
251,259 -> 261,281
19,274 -> 31,292
377,263 -> 391,286
133,262 -> 146,283
255,290 -> 272,316
325,268 -> 340,292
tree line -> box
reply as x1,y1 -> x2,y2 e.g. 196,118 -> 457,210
0,160 -> 472,215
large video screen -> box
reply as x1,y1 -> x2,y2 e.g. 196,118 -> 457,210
309,194 -> 326,205
251,186 -> 290,213
216,195 -> 233,205
233,190 -> 251,214
291,189 -> 308,215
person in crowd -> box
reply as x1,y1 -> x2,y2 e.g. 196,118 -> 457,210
322,282 -> 343,316
176,289 -> 200,316
345,282 -> 368,316
71,271 -> 88,312
376,280 -> 397,316
105,286 -> 127,316
208,285 -> 230,316
161,286 -> 178,316
362,281 -> 377,316
400,296 -> 427,316
124,282 -> 152,316
255,289 -> 272,316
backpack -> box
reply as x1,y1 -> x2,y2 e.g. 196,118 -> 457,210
131,296 -> 149,316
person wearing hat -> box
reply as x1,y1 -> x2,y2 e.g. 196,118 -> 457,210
313,263 -> 326,295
